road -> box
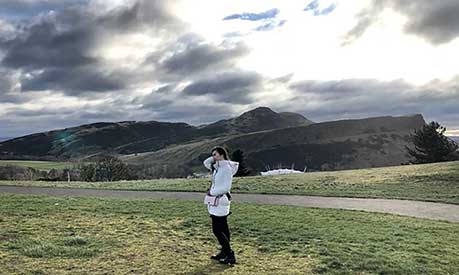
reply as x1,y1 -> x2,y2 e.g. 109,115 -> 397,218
1,185 -> 458,222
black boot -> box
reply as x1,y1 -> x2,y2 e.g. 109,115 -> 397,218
218,249 -> 236,265
210,249 -> 226,261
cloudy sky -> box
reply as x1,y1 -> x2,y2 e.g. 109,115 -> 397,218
1,0 -> 458,138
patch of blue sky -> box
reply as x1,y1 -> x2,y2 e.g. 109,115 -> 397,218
314,4 -> 336,16
0,0 -> 88,20
254,19 -> 287,32
223,8 -> 279,21
304,0 -> 319,12
304,1 -> 336,16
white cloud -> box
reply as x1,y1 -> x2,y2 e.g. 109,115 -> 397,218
175,0 -> 459,85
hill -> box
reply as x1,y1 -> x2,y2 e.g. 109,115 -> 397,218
0,106 -> 312,160
0,137 -> 13,142
121,114 -> 426,175
198,107 -> 313,135
0,106 -> 427,176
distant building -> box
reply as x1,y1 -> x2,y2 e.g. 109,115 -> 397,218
260,169 -> 304,176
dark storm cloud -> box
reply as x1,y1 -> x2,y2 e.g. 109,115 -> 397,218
142,32 -> 251,82
92,0 -> 183,34
0,89 -> 31,104
20,67 -> 127,94
0,0 -> 185,94
398,0 -> 459,44
0,70 -> 29,103
0,0 -> 259,138
150,104 -> 234,124
1,0 -> 252,99
159,40 -> 250,78
5,107 -> 75,117
129,83 -> 236,124
290,78 -> 412,99
0,84 -> 238,137
182,71 -> 263,104
130,84 -> 176,109
0,112 -> 124,139
1,100 -> 140,137
344,0 -> 459,45
0,72 -> 13,93
4,74 -> 459,138
1,19 -> 97,69
288,77 -> 459,128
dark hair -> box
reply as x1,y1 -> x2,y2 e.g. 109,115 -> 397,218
211,146 -> 231,160
210,146 -> 230,172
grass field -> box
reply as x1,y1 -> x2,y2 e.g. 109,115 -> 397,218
1,161 -> 458,204
1,194 -> 458,274
0,160 -> 75,171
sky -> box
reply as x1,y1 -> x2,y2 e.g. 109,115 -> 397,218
0,0 -> 458,138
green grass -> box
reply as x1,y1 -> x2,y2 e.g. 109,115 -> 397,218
0,160 -> 75,171
0,194 -> 457,274
7,236 -> 98,258
2,161 -> 459,204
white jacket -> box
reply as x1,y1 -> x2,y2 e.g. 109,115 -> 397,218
203,156 -> 239,216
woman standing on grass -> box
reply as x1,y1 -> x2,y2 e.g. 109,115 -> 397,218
203,146 -> 239,265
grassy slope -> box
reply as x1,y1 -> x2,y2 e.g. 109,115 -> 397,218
0,194 -> 458,274
1,161 -> 459,204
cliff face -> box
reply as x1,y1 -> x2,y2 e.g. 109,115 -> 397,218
235,114 -> 426,171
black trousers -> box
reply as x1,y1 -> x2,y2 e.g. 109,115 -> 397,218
210,213 -> 232,253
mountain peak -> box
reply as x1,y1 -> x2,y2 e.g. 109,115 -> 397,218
199,106 -> 314,135
242,106 -> 276,114
237,106 -> 277,120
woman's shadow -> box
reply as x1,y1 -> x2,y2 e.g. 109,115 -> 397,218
186,260 -> 235,275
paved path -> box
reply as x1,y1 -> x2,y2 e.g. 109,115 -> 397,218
1,185 -> 458,222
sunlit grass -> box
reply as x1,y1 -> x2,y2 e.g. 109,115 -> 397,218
0,194 -> 458,274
